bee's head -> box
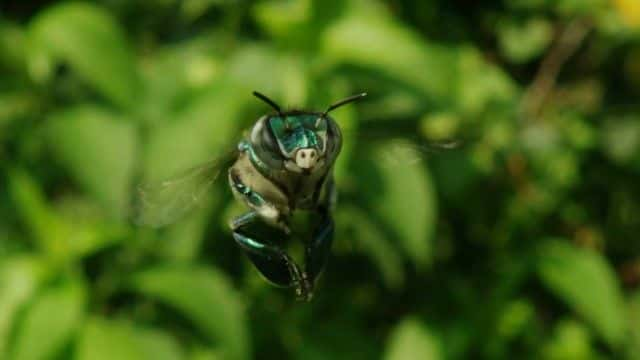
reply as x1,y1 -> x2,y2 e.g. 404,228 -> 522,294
266,112 -> 328,173
251,91 -> 366,174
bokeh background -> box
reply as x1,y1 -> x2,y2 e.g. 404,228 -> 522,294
2,0 -> 640,359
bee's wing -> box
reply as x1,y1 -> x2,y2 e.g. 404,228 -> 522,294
134,149 -> 237,228
374,137 -> 464,168
346,128 -> 465,168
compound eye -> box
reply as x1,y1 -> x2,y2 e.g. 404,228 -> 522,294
261,124 -> 279,152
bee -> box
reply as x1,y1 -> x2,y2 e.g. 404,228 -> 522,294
137,91 -> 367,301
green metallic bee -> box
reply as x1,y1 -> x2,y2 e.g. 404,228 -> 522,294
137,91 -> 366,301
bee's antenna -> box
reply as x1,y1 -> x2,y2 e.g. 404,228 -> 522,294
323,92 -> 367,116
317,92 -> 367,127
253,91 -> 282,115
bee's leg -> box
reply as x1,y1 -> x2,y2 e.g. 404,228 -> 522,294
305,208 -> 334,285
229,171 -> 312,300
230,212 -> 312,300
230,213 -> 297,287
305,177 -> 336,285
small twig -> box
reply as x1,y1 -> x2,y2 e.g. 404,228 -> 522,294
520,19 -> 592,120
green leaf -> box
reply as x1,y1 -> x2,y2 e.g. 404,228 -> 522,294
137,32 -> 226,123
76,318 -> 145,360
47,105 -> 136,218
541,319 -> 596,360
253,0 -> 312,39
366,141 -> 437,269
28,2 -> 139,109
9,170 -> 126,260
0,256 -> 48,358
8,169 -> 61,255
143,82 -> 245,182
225,44 -> 293,99
456,47 -> 518,115
322,0 -> 457,104
76,317 -> 185,360
10,281 -> 86,360
133,327 -> 186,360
130,265 -> 250,360
498,18 -> 553,63
384,318 -> 443,360
189,346 -> 224,360
537,240 -> 626,347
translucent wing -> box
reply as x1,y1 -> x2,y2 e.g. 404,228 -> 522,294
341,122 -> 465,164
344,126 -> 464,169
376,138 -> 464,168
134,150 -> 237,228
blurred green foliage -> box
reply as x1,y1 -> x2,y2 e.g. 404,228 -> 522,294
1,0 -> 640,359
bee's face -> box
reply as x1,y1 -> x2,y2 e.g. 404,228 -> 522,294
252,112 -> 332,174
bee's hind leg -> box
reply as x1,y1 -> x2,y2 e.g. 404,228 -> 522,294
230,212 -> 297,287
305,177 -> 336,286
305,207 -> 334,287
228,171 -> 312,300
230,211 -> 312,300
